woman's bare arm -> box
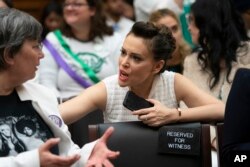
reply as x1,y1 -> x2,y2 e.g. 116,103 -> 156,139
59,82 -> 107,125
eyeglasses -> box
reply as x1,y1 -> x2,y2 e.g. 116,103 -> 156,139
32,43 -> 43,52
63,2 -> 88,9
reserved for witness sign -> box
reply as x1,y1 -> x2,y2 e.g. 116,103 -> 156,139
158,123 -> 201,156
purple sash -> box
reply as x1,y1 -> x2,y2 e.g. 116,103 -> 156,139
43,39 -> 92,88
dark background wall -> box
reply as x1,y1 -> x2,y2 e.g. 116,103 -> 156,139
12,0 -> 64,21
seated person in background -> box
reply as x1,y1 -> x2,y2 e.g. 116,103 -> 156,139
182,3 -> 250,166
40,0 -> 64,40
133,0 -> 194,46
122,0 -> 135,21
183,0 -> 250,153
0,0 -> 12,8
183,0 -> 250,103
39,0 -> 123,100
222,68 -> 250,166
133,0 -> 183,22
59,21 -> 225,127
149,8 -> 191,74
0,8 -> 119,167
102,0 -> 134,38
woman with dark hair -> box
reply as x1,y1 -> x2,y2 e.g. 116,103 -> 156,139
39,0 -> 123,99
183,1 -> 250,164
183,0 -> 250,103
40,0 -> 64,40
60,21 -> 224,128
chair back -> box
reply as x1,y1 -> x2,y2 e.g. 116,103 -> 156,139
89,121 -> 211,167
216,122 -> 224,167
69,109 -> 103,147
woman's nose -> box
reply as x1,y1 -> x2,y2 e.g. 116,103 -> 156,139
120,56 -> 129,67
39,51 -> 45,59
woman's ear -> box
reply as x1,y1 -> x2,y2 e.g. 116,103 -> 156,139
3,49 -> 14,66
153,60 -> 165,74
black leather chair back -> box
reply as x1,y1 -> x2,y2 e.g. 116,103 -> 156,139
216,122 -> 224,167
69,109 -> 103,147
89,121 -> 211,167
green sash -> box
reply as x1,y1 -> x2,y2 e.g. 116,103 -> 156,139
54,30 -> 100,83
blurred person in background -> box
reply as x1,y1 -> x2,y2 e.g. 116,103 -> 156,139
149,8 -> 191,73
184,0 -> 250,103
102,0 -> 134,38
40,0 -> 64,40
133,0 -> 182,22
133,0 -> 194,47
183,1 -> 250,165
39,0 -> 123,100
122,0 -> 135,21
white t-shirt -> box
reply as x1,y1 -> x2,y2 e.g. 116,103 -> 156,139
39,32 -> 123,98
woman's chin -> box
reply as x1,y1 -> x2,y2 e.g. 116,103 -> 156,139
118,80 -> 128,87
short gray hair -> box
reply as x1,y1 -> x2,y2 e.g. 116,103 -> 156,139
0,8 -> 42,70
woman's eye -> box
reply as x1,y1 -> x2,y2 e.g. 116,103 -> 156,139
120,49 -> 126,56
33,43 -> 43,50
171,25 -> 178,33
132,55 -> 141,62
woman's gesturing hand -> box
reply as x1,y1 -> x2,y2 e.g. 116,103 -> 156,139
39,138 -> 80,167
86,127 -> 120,167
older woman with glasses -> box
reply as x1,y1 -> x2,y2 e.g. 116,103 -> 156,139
0,8 -> 119,167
